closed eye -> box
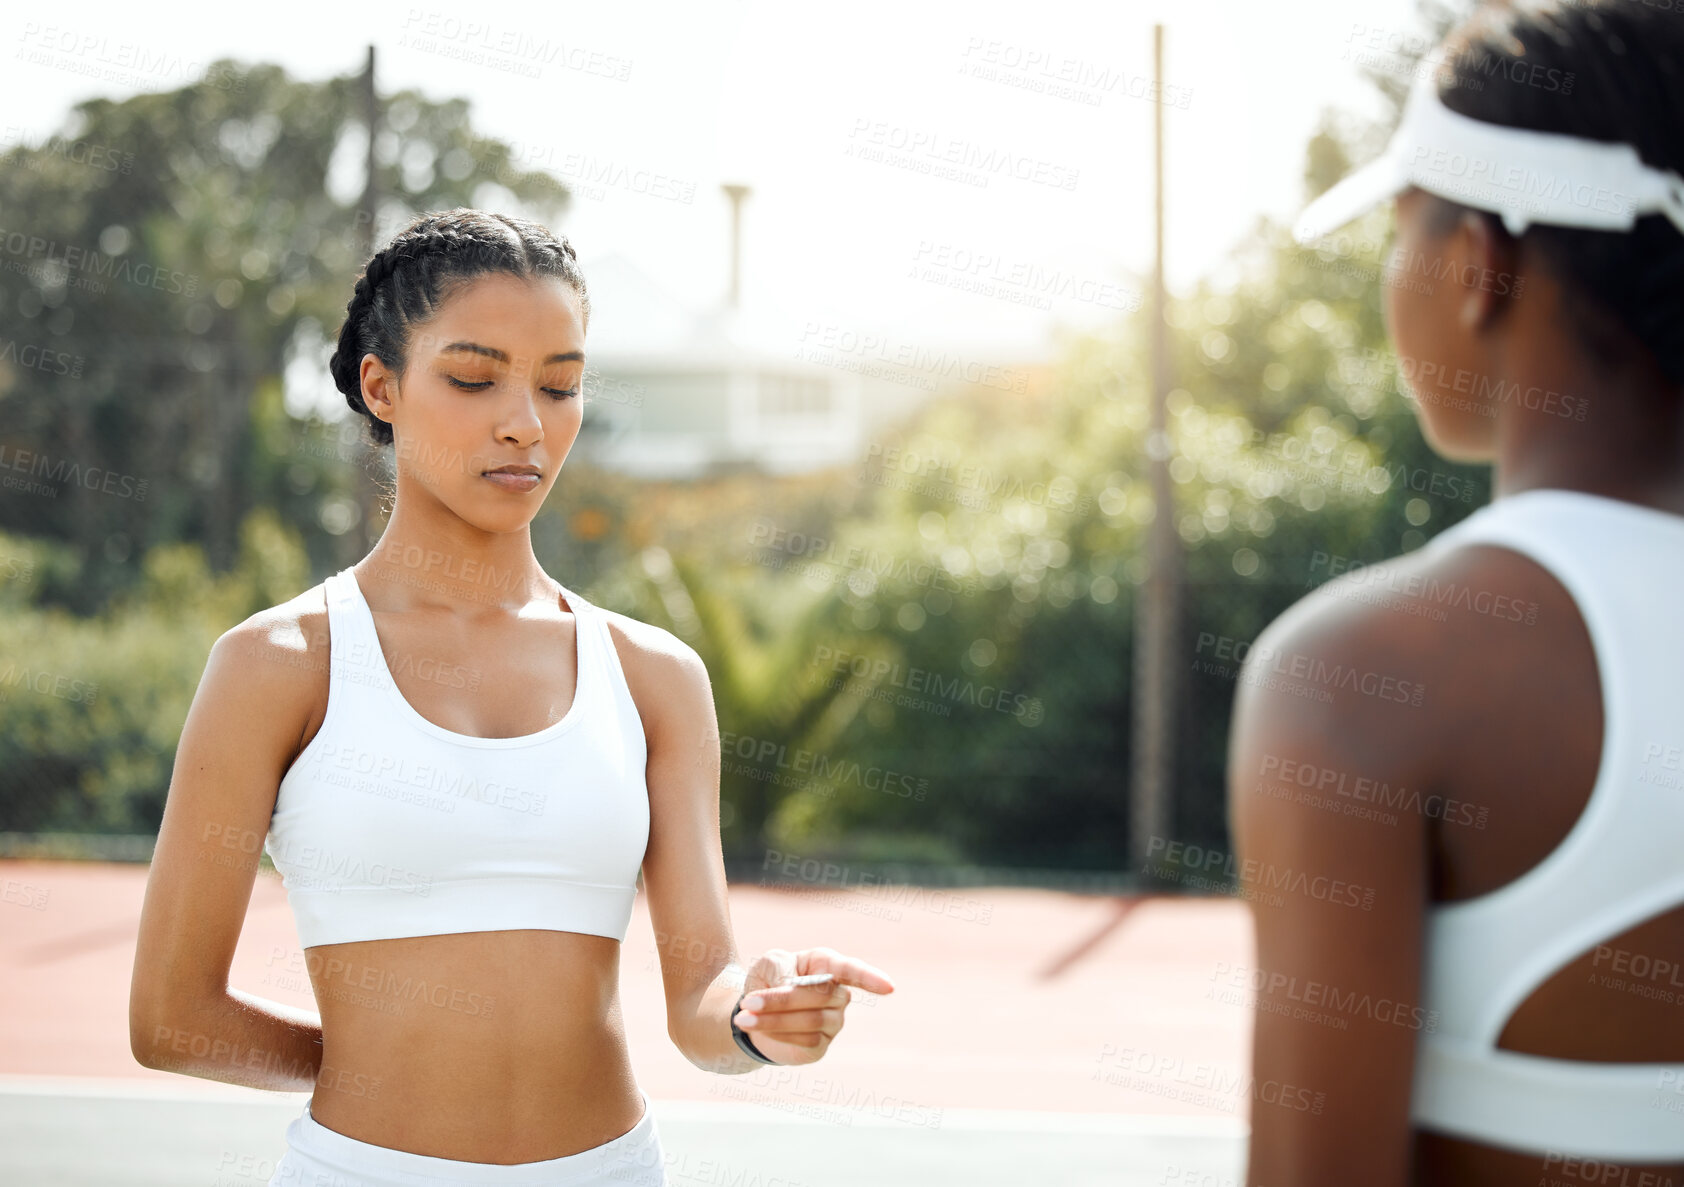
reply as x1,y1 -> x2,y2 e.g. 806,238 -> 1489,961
445,375 -> 578,400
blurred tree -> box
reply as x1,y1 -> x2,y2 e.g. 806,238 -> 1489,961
4,0 -> 1509,871
0,506 -> 309,834
564,0 -> 1495,869
0,57 -> 570,612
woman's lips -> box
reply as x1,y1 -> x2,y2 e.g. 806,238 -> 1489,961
482,471 -> 541,491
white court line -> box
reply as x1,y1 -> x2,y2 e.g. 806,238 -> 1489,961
0,1074 -> 1249,1136
0,1073 -> 285,1101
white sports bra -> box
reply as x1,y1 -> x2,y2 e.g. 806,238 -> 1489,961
1408,488 -> 1684,1160
263,567 -> 650,949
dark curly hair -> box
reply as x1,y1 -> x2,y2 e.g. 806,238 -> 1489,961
329,207 -> 590,447
1417,0 -> 1684,388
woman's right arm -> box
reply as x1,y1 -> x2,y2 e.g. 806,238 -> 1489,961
128,602 -> 327,1091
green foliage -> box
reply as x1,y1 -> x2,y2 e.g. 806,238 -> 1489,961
3,15 -> 1499,872
576,206 -> 1489,871
0,57 -> 571,605
0,508 -> 308,833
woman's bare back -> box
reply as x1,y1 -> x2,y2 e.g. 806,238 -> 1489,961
1405,534 -> 1684,1182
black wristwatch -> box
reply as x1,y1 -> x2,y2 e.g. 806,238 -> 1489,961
730,988 -> 778,1065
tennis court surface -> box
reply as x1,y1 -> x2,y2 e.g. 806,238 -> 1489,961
2,859 -> 1254,1185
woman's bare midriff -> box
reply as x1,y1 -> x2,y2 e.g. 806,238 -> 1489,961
303,928 -> 645,1163
276,579 -> 647,1162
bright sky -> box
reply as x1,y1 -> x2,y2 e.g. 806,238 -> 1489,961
5,0 -> 1429,360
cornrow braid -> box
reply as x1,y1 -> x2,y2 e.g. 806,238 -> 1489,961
328,207 -> 588,447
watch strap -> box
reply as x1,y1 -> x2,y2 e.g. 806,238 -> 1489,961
730,988 -> 778,1065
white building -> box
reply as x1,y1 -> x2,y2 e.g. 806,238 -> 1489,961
573,251 -> 879,478
568,185 -> 1058,479
571,178 -> 991,479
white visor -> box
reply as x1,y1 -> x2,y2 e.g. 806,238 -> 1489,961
1293,70 -> 1684,244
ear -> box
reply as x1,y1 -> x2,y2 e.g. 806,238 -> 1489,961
1453,210 -> 1518,333
359,354 -> 396,424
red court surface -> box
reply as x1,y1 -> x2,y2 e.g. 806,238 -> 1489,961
1,859 -> 1256,1120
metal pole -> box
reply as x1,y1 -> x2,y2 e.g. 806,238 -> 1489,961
721,183 -> 750,309
353,44 -> 382,561
1130,24 -> 1180,880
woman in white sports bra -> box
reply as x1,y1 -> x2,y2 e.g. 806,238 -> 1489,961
1228,2 -> 1684,1184
127,207 -> 895,1186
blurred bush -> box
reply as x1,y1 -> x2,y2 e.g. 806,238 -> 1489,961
0,507 -> 306,832
581,206 -> 1486,872
0,27 -> 1493,880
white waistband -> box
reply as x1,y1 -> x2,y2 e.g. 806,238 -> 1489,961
1412,1037 -> 1684,1161
285,1089 -> 662,1185
286,876 -> 638,950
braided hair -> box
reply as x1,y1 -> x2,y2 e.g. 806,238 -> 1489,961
1423,0 -> 1684,388
328,208 -> 589,446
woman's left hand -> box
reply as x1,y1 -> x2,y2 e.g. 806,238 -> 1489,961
733,946 -> 896,1066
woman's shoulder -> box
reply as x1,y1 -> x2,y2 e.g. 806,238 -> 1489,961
209,583 -> 334,721
590,602 -> 700,670
1266,526 -> 1559,668
172,582 -> 336,776
219,581 -> 331,662
588,603 -> 712,734
1237,527 -> 1588,786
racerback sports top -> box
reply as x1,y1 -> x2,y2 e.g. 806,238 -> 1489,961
1408,488 -> 1684,1161
263,567 -> 650,949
